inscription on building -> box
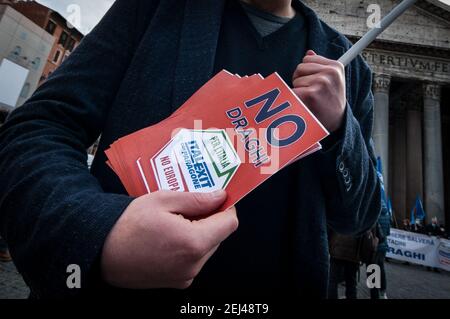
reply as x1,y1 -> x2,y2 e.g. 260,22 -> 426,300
362,51 -> 450,74
361,50 -> 450,83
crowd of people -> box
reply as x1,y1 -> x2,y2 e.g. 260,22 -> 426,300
328,203 -> 391,299
399,216 -> 449,274
327,209 -> 449,299
401,217 -> 449,239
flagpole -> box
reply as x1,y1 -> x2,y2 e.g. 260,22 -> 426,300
338,0 -> 418,66
393,213 -> 399,229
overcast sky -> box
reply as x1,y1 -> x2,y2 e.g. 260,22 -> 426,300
36,0 -> 115,34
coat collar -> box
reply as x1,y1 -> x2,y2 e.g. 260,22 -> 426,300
171,0 -> 225,109
293,0 -> 346,59
293,0 -> 351,100
171,0 -> 348,110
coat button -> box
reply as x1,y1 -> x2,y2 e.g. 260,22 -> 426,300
338,162 -> 345,172
344,176 -> 352,185
343,169 -> 349,178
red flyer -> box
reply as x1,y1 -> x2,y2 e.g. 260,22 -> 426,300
106,70 -> 329,210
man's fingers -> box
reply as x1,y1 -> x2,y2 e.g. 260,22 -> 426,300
157,190 -> 227,217
193,206 -> 239,250
292,73 -> 330,88
192,244 -> 220,276
293,63 -> 329,79
171,245 -> 220,290
172,279 -> 194,290
293,52 -> 343,80
172,208 -> 237,286
292,86 -> 320,107
303,53 -> 340,66
200,244 -> 221,262
303,55 -> 345,77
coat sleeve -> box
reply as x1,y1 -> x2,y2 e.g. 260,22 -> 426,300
319,58 -> 382,236
0,0 -> 156,298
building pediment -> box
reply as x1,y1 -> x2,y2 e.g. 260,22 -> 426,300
416,0 -> 450,30
424,0 -> 450,16
304,0 -> 450,50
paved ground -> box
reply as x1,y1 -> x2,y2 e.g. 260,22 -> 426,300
0,261 -> 29,299
1,258 -> 449,299
350,259 -> 450,299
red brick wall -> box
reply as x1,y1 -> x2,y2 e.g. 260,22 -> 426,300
1,0 -> 51,28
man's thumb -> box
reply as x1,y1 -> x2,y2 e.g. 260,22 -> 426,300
158,190 -> 227,217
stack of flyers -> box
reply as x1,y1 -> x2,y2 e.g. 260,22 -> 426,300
106,70 -> 329,210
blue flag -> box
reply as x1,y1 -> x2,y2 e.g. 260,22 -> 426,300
410,204 -> 416,225
410,196 -> 426,224
387,198 -> 393,217
415,196 -> 426,221
376,157 -> 388,208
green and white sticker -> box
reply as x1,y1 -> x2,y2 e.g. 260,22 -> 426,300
151,129 -> 241,192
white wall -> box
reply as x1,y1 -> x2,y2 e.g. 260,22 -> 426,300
0,58 -> 29,107
0,5 -> 54,107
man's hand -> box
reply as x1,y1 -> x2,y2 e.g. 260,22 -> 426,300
101,190 -> 238,289
292,50 -> 347,133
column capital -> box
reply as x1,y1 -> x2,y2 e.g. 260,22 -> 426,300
423,83 -> 441,101
373,73 -> 391,94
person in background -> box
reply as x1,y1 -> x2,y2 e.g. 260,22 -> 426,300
370,206 -> 390,299
413,219 -> 425,234
402,219 -> 411,232
328,231 -> 361,299
425,217 -> 446,273
425,217 -> 446,238
0,236 -> 11,262
400,219 -> 412,266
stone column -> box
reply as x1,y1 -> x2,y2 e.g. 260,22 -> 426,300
406,95 -> 424,213
423,83 -> 445,224
391,108 -> 407,224
372,74 -> 391,193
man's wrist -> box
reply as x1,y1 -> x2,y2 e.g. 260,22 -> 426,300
321,103 -> 348,152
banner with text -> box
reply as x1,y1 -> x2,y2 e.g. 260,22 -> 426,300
387,229 -> 450,272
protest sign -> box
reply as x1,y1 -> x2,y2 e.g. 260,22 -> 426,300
106,70 -> 328,210
387,228 -> 450,272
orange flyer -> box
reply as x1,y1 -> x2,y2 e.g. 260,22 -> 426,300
106,70 -> 329,210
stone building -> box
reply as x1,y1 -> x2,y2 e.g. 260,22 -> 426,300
0,0 -> 83,121
303,0 -> 450,227
0,4 -> 54,107
1,0 -> 83,85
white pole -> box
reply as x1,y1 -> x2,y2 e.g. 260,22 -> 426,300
338,0 -> 418,66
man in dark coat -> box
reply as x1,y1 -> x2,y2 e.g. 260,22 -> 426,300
425,217 -> 446,237
328,232 -> 361,299
371,205 -> 391,299
0,0 -> 381,298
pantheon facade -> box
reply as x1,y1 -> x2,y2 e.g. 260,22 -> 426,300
304,0 -> 450,227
